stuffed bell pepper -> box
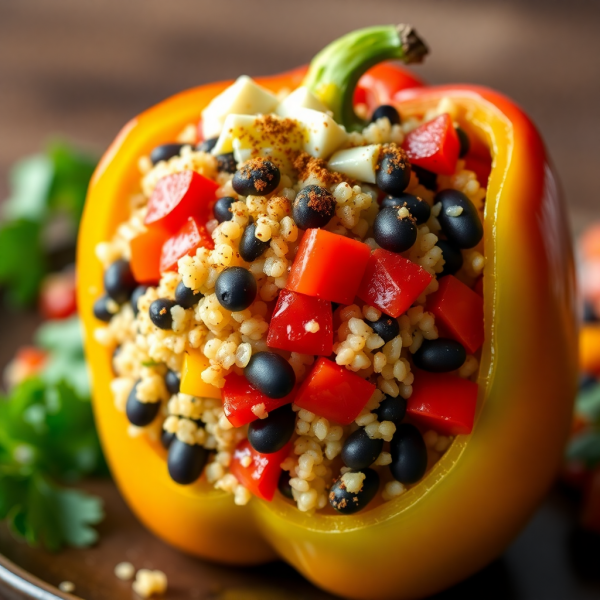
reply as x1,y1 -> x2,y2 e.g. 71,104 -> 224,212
78,25 -> 577,600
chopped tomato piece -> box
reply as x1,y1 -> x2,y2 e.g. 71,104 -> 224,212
160,217 -> 214,273
180,349 -> 222,399
222,373 -> 295,428
39,270 -> 77,320
407,371 -> 478,436
427,275 -> 484,354
267,289 -> 333,356
402,113 -> 460,176
287,229 -> 371,305
145,170 -> 218,233
357,249 -> 432,318
294,357 -> 375,425
130,226 -> 170,284
230,439 -> 291,501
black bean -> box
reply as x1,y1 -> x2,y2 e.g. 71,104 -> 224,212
373,206 -> 417,253
165,369 -> 181,395
167,438 -> 209,485
293,185 -> 336,230
455,127 -> 470,158
174,281 -> 202,309
130,285 -> 149,317
375,395 -> 407,423
436,240 -> 464,278
341,428 -> 383,470
413,338 -> 466,372
381,193 -> 430,225
412,165 -> 437,192
239,222 -> 270,262
213,196 -> 235,223
583,301 -> 598,323
371,105 -> 401,125
329,468 -> 380,515
125,383 -> 161,427
248,404 -> 296,454
390,423 -> 428,484
104,259 -> 137,304
278,471 -> 294,500
150,143 -> 185,165
196,137 -> 218,153
376,150 -> 411,196
435,189 -> 483,249
161,430 -> 176,449
232,158 -> 280,196
149,298 -> 177,330
244,351 -> 296,399
366,313 -> 399,343
93,295 -> 113,322
217,153 -> 237,174
215,266 -> 257,312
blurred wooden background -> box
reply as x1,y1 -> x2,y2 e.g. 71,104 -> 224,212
0,0 -> 598,232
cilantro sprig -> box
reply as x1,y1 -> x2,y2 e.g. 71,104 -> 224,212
0,142 -> 96,305
0,318 -> 107,551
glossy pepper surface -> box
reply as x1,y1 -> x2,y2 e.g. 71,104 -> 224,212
78,25 -> 578,600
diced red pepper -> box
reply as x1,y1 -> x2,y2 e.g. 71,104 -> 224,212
294,357 -> 375,425
267,289 -> 333,356
464,155 -> 492,189
39,270 -> 77,320
230,439 -> 291,501
130,226 -> 170,284
286,229 -> 371,305
474,276 -> 484,297
145,170 -> 218,233
427,275 -> 484,354
222,373 -> 295,428
357,249 -> 432,318
402,113 -> 460,176
160,217 -> 214,273
407,370 -> 478,436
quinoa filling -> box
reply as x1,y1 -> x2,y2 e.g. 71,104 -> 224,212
93,81 -> 486,515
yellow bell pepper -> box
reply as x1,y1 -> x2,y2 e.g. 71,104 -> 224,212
77,25 -> 577,599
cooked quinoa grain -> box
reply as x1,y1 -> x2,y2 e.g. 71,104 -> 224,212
94,90 -> 485,514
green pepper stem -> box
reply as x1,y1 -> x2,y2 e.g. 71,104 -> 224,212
302,25 -> 428,132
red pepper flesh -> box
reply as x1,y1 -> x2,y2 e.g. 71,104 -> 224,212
160,216 -> 214,273
407,370 -> 478,436
267,289 -> 333,356
287,229 -> 371,305
294,357 -> 376,425
357,248 -> 432,318
403,113 -> 460,176
427,275 -> 484,354
230,439 -> 292,502
145,170 -> 218,233
222,373 -> 296,428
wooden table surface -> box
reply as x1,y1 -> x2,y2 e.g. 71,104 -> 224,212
1,1 -> 600,598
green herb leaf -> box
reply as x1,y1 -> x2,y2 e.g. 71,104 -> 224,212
566,430 -> 600,468
3,155 -> 54,222
575,383 -> 600,424
0,219 -> 46,305
7,473 -> 103,551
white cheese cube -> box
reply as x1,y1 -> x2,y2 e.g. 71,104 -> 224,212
292,108 -> 348,159
275,86 -> 329,118
328,145 -> 381,183
211,114 -> 257,155
201,76 -> 279,140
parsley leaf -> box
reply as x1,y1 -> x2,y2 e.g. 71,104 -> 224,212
0,142 -> 97,306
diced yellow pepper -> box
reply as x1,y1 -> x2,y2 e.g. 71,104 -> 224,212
180,349 -> 222,399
